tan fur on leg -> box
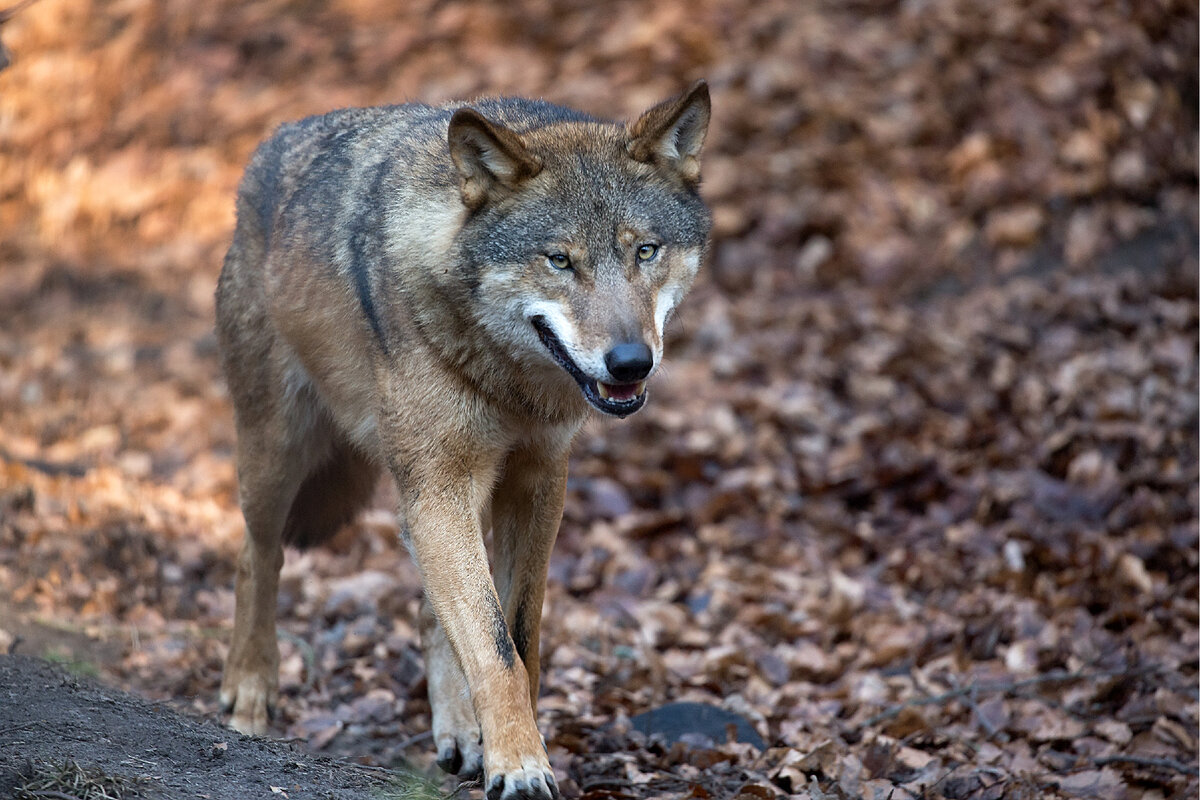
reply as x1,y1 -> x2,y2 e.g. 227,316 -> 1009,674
221,536 -> 283,734
491,440 -> 572,710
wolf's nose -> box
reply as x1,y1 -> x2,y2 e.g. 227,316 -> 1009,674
604,343 -> 653,383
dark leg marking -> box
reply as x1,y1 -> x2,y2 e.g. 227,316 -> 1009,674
510,596 -> 531,668
488,593 -> 516,669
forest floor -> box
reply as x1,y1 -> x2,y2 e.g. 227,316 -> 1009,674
0,0 -> 1197,799
0,654 -> 410,800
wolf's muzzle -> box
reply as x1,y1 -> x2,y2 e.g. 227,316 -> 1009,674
531,316 -> 648,417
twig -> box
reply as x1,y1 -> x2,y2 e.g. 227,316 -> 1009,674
1093,754 -> 1199,776
948,674 -> 999,739
856,665 -> 1160,732
341,760 -> 398,775
25,791 -> 85,800
277,629 -> 318,691
451,780 -> 480,798
0,719 -> 44,737
0,447 -> 88,477
395,730 -> 434,750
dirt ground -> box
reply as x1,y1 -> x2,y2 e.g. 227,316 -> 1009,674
0,654 -> 406,800
0,0 -> 1197,799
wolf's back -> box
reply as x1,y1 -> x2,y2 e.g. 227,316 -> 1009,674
236,98 -> 601,246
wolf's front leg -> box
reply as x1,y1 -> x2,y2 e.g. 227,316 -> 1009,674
491,441 -> 571,712
398,459 -> 559,800
420,595 -> 484,780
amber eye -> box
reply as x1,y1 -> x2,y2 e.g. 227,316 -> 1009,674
636,243 -> 659,262
547,253 -> 572,271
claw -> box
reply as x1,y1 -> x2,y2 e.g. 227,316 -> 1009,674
437,743 -> 463,776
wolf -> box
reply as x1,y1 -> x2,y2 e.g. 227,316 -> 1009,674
215,81 -> 711,800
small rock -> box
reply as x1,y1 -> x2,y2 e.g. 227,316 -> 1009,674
629,701 -> 766,750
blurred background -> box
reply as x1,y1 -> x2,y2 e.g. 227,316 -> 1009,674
0,1 -> 1196,798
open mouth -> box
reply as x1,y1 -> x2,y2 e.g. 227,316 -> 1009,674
531,317 -> 647,418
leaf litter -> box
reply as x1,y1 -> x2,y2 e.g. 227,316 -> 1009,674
0,0 -> 1196,798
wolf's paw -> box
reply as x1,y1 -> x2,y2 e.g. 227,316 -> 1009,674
485,761 -> 560,800
484,750 -> 559,800
435,728 -> 484,781
428,656 -> 483,778
219,672 -> 276,736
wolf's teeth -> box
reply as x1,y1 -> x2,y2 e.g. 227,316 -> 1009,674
635,381 -> 646,395
598,383 -> 611,400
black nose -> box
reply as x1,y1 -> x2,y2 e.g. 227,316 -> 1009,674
604,342 -> 653,383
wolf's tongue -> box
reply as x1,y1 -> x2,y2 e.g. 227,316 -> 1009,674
598,381 -> 645,402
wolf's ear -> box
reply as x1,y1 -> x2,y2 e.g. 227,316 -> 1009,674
627,80 -> 711,184
448,109 -> 542,210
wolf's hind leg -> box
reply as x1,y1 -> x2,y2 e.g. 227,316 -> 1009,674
219,386 -> 342,735
219,422 -> 309,734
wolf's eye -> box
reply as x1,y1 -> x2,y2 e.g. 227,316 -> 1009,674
636,243 -> 659,262
547,253 -> 572,271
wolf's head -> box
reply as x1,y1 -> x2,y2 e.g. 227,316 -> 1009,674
448,82 -> 712,418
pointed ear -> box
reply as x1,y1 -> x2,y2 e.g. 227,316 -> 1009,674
627,80 -> 711,184
448,108 -> 542,210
